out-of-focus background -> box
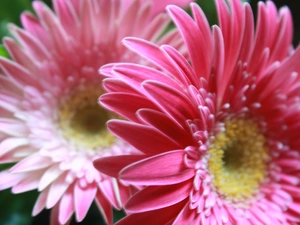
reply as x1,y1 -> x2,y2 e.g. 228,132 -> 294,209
0,0 -> 299,224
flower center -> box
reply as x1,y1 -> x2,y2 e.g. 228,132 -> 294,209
208,119 -> 269,201
58,86 -> 114,149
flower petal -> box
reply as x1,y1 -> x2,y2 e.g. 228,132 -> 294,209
93,154 -> 148,178
125,180 -> 192,213
120,150 -> 194,185
107,120 -> 181,154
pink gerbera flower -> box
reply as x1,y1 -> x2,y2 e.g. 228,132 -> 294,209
0,0 -> 184,224
121,0 -> 194,18
95,0 -> 300,224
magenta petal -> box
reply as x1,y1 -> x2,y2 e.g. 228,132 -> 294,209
167,5 -> 210,81
107,120 -> 181,154
116,200 -> 187,225
102,78 -> 137,94
95,190 -> 113,225
125,180 -> 192,213
93,154 -> 148,177
142,80 -> 198,126
120,150 -> 194,185
172,202 -> 194,225
136,108 -> 195,147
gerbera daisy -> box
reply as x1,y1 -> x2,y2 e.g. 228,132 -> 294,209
0,0 -> 184,224
121,0 -> 194,18
95,0 -> 300,224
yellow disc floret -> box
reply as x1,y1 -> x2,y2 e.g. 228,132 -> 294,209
208,119 -> 269,201
58,86 -> 114,150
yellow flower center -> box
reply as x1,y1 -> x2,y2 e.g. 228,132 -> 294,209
208,119 -> 269,201
58,86 -> 114,149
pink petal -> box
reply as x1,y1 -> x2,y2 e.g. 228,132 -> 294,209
12,169 -> 45,193
32,186 -> 50,216
100,92 -> 156,123
74,181 -> 97,222
136,108 -> 194,147
0,118 -> 28,137
107,120 -> 181,154
58,183 -> 75,225
0,170 -> 24,191
38,164 -> 65,191
122,38 -> 178,75
116,200 -> 187,225
95,189 -> 113,225
20,12 -> 52,58
125,180 -> 192,213
111,63 -> 182,92
93,154 -> 148,178
120,150 -> 194,186
142,80 -> 198,126
3,37 -> 36,71
0,137 -> 29,157
10,154 -> 52,173
98,178 -> 121,210
0,56 -> 38,88
172,202 -> 194,225
167,5 -> 211,81
102,78 -> 138,94
46,172 -> 70,208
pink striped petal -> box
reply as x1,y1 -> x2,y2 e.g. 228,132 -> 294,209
107,120 -> 181,154
102,78 -> 138,94
172,202 -> 194,225
111,63 -> 182,91
120,150 -> 194,186
125,181 -> 192,213
93,154 -> 148,178
142,80 -> 198,126
116,200 -> 187,225
167,5 -> 211,81
136,108 -> 195,147
122,38 -> 179,75
0,57 -> 38,88
100,92 -> 156,123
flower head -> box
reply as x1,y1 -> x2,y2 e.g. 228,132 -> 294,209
0,0 -> 183,224
95,0 -> 300,224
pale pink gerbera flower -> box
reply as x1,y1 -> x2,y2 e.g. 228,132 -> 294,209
0,0 -> 184,224
95,0 -> 300,224
121,0 -> 194,18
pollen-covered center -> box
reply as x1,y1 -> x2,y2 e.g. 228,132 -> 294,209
58,86 -> 114,149
208,119 -> 269,201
